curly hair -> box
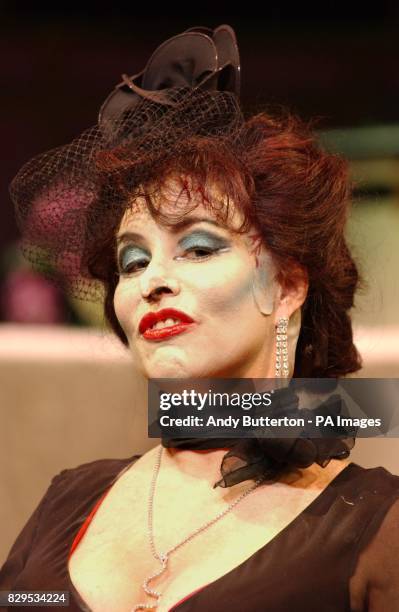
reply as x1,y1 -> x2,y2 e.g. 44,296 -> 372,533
86,107 -> 362,378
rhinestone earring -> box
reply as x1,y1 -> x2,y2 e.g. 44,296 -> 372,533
275,316 -> 289,377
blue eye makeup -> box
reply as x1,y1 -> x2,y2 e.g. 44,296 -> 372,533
118,245 -> 150,274
178,230 -> 230,253
117,229 -> 230,275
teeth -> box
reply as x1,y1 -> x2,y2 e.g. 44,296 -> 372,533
165,318 -> 180,326
150,318 -> 181,331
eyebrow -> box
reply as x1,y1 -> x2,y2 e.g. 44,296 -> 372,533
116,216 -> 224,246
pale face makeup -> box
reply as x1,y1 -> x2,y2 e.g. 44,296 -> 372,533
113,178 -> 281,379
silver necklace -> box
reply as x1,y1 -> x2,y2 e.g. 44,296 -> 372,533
132,445 -> 265,611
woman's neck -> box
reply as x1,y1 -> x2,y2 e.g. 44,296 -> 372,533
164,446 -> 230,484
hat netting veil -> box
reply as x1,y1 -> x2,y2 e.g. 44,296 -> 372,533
9,25 -> 248,302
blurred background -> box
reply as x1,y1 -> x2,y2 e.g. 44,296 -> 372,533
1,3 -> 399,562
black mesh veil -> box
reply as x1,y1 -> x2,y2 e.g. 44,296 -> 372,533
9,25 -> 245,302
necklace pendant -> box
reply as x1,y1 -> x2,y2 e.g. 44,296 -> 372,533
132,553 -> 169,612
131,604 -> 157,611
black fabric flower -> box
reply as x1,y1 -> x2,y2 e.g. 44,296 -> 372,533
162,384 -> 356,488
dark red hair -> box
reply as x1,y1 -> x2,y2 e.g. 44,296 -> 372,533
87,107 -> 362,377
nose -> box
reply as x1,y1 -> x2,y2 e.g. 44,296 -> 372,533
139,262 -> 180,302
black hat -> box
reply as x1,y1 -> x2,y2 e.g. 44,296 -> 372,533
10,24 -> 244,301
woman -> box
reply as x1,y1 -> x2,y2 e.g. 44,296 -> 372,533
1,25 -> 399,612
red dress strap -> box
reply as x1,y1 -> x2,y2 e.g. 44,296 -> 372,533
68,488 -> 111,559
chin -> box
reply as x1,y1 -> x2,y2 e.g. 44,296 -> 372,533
134,343 -> 243,379
142,354 -> 223,379
139,352 -> 195,379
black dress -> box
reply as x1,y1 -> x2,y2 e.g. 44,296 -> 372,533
1,456 -> 399,611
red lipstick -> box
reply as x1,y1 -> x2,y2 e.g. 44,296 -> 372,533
138,308 -> 195,341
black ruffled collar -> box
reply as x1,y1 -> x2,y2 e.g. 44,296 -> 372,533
161,383 -> 356,488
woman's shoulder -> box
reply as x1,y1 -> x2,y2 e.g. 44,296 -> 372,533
0,454 -> 143,589
335,462 -> 399,559
333,462 -> 399,518
348,464 -> 399,609
46,452 -> 143,499
345,461 -> 399,495
19,454 -> 144,530
16,453 -> 144,549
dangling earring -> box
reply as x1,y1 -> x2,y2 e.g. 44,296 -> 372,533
275,316 -> 289,377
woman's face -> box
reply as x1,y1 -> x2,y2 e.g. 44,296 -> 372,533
113,177 -> 281,379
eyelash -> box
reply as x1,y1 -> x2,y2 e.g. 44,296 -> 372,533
184,246 -> 217,259
117,245 -> 223,276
